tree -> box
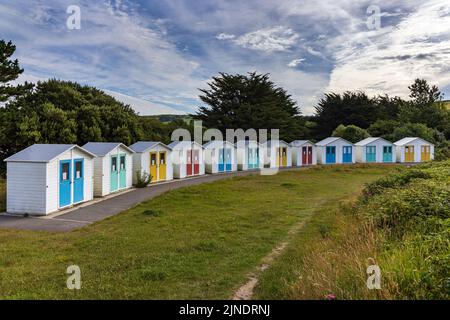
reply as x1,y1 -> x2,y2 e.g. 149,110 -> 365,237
332,124 -> 370,143
368,119 -> 401,141
0,40 -> 33,102
398,79 -> 449,131
391,123 -> 442,144
194,72 -> 306,141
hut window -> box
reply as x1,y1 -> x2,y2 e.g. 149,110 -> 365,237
62,163 -> 69,181
75,161 -> 83,179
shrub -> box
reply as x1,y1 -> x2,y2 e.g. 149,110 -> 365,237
135,170 -> 152,188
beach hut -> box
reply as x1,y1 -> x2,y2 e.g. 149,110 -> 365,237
394,137 -> 434,163
316,137 -> 355,165
129,141 -> 173,184
203,140 -> 237,174
264,140 -> 292,168
290,140 -> 317,166
83,142 -> 134,197
167,141 -> 205,179
236,140 -> 262,171
355,137 -> 395,163
4,144 -> 95,215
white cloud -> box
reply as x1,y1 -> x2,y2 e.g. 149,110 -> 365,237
216,33 -> 235,40
327,0 -> 450,98
233,26 -> 299,52
287,58 -> 305,68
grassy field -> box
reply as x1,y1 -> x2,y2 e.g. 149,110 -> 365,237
0,179 -> 5,212
0,165 -> 396,299
255,161 -> 450,300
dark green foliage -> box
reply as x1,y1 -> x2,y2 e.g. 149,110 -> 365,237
0,40 -> 33,102
332,124 -> 370,143
194,72 -> 307,141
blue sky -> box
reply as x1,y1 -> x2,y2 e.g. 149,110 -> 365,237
1,0 -> 449,115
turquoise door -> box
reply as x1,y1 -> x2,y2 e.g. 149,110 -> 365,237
59,160 -> 71,207
343,146 -> 352,163
366,146 -> 376,162
248,148 -> 254,169
119,154 -> 126,189
110,155 -> 118,192
254,148 -> 259,168
73,159 -> 84,203
225,148 -> 232,171
383,146 -> 393,162
326,146 -> 336,164
218,148 -> 225,172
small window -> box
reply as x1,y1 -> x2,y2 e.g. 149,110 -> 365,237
159,153 -> 165,165
111,157 -> 117,172
75,161 -> 83,179
120,155 -> 126,170
62,163 -> 70,181
151,154 -> 156,165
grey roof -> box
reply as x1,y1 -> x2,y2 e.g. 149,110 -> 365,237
129,141 -> 172,153
4,144 -> 96,163
290,140 -> 314,147
355,137 -> 393,146
316,137 -> 353,146
168,140 -> 204,149
83,142 -> 134,156
394,137 -> 434,146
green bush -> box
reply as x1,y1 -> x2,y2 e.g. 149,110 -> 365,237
135,170 -> 152,188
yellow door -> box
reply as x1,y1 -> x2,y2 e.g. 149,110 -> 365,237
282,147 -> 287,166
405,146 -> 415,162
150,152 -> 158,182
158,152 -> 166,180
421,146 -> 430,162
275,148 -> 280,167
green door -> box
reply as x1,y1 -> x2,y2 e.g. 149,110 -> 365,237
383,146 -> 393,162
110,155 -> 118,192
119,154 -> 126,189
366,146 -> 376,162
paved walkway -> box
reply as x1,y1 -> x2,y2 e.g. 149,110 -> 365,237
0,167 -> 309,232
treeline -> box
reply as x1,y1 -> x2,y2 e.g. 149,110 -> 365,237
1,39 -> 450,174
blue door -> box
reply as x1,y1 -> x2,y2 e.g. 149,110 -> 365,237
73,159 -> 84,203
218,148 -> 225,172
343,146 -> 353,163
366,146 -> 376,162
59,160 -> 71,208
225,148 -> 232,171
326,146 -> 336,164
383,146 -> 393,162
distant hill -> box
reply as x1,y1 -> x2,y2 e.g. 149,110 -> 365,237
142,114 -> 192,123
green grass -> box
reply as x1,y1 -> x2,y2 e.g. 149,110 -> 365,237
0,179 -> 5,212
0,165 -> 395,299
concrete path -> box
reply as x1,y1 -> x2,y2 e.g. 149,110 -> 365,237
0,167 -> 309,232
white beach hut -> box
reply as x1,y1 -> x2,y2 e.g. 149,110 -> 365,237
355,137 -> 395,163
203,140 -> 237,174
316,137 -> 355,165
394,137 -> 434,163
236,140 -> 262,171
290,140 -> 317,166
83,142 -> 134,197
4,144 -> 95,215
129,141 -> 173,184
264,140 -> 292,168
167,141 -> 205,179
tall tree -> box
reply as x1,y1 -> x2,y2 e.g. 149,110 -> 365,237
194,72 -> 306,141
0,40 -> 33,102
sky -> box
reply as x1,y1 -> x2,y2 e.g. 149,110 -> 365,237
1,0 -> 449,115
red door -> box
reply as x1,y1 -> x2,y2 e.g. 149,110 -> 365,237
186,150 -> 192,176
307,146 -> 313,164
193,149 -> 199,174
302,147 -> 307,165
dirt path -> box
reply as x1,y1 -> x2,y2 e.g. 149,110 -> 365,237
232,220 -> 307,300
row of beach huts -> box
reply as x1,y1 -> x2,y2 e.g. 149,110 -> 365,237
4,136 -> 434,216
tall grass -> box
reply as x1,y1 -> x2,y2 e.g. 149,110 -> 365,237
287,160 -> 450,300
